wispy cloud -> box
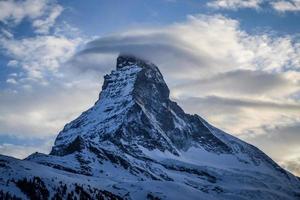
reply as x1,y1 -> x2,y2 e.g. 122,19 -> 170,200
271,0 -> 300,12
207,0 -> 262,10
0,0 -> 63,34
208,0 -> 300,12
0,0 -> 85,83
32,3 -> 63,34
0,0 -> 47,23
0,35 -> 83,83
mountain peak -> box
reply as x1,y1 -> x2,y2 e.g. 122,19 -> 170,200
51,55 -> 232,156
116,54 -> 151,69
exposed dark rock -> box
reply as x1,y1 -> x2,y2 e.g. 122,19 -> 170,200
15,177 -> 49,200
50,136 -> 85,156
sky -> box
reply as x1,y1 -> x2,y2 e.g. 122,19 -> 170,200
0,0 -> 300,176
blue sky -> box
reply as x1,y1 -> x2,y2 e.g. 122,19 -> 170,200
0,0 -> 300,176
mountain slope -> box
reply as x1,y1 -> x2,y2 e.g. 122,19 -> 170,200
0,55 -> 299,200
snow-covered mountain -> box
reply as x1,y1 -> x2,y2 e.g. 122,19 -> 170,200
1,55 -> 299,200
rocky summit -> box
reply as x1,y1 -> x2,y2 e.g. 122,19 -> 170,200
0,55 -> 299,200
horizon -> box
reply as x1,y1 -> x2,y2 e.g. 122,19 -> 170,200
0,0 -> 300,178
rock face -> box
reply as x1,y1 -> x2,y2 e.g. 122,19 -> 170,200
0,55 -> 300,200
51,55 -> 231,157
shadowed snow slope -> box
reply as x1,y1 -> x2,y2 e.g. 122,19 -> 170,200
0,55 -> 300,200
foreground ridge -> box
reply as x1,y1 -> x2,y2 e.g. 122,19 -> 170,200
0,55 -> 299,200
